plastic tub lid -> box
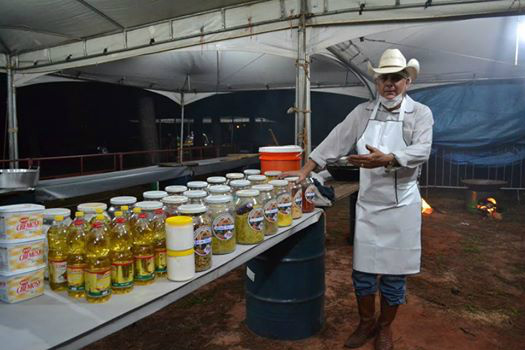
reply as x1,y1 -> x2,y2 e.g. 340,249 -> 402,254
237,189 -> 260,197
285,176 -> 300,183
135,201 -> 163,210
0,264 -> 46,277
77,202 -> 107,213
166,216 -> 193,227
186,181 -> 208,188
207,176 -> 227,184
0,235 -> 46,245
208,185 -> 231,193
225,173 -> 244,179
110,196 -> 137,205
205,195 -> 232,204
43,208 -> 71,219
247,175 -> 266,181
178,204 -> 207,214
143,191 -> 168,199
252,184 -> 273,192
165,185 -> 188,193
162,195 -> 188,205
259,145 -> 303,153
0,204 -> 45,213
264,170 -> 282,176
230,179 -> 251,188
269,179 -> 289,187
183,190 -> 207,198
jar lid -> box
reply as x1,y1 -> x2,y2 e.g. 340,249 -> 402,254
243,169 -> 261,175
178,204 -> 207,214
183,190 -> 207,198
0,204 -> 45,213
247,174 -> 267,181
77,202 -> 107,213
166,216 -> 193,227
135,201 -> 163,210
143,191 -> 168,199
44,208 -> 71,219
110,196 -> 137,205
269,179 -> 288,187
264,170 -> 282,176
162,195 -> 188,204
205,194 -> 233,204
230,179 -> 250,188
252,184 -> 273,192
285,176 -> 300,183
237,189 -> 260,197
187,181 -> 208,189
209,185 -> 231,194
207,176 -> 227,184
165,185 -> 188,193
225,172 -> 244,179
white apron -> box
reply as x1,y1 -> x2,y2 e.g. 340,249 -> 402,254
353,98 -> 422,275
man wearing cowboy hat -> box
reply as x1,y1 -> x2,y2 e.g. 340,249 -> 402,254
283,49 -> 433,350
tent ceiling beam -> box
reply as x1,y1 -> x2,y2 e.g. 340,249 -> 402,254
0,25 -> 81,40
74,0 -> 125,30
10,0 -> 521,73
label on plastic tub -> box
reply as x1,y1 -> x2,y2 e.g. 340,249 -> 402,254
0,213 -> 43,240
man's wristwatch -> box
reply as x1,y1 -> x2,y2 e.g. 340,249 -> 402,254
385,154 -> 397,171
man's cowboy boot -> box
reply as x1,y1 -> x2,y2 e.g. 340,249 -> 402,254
344,294 -> 376,348
375,296 -> 399,350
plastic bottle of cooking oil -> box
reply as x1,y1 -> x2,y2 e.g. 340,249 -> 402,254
85,215 -> 112,303
120,205 -> 131,220
151,208 -> 167,278
132,209 -> 155,285
66,211 -> 87,298
109,211 -> 134,294
129,207 -> 141,231
90,208 -> 111,228
48,215 -> 69,291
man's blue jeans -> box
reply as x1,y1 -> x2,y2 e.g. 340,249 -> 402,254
352,269 -> 406,306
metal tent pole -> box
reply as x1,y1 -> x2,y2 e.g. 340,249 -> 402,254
6,57 -> 19,168
179,91 -> 185,163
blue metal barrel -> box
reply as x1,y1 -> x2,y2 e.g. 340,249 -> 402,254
245,215 -> 325,340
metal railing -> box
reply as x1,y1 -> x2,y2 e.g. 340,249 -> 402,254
0,145 -> 237,179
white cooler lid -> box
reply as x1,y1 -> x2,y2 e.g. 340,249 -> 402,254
259,145 -> 302,153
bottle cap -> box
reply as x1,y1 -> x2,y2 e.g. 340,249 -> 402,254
166,216 -> 193,226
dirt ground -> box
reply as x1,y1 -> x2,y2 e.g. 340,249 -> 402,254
83,189 -> 525,350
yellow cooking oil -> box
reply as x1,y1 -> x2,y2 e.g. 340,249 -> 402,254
109,211 -> 134,294
48,215 -> 69,291
132,209 -> 155,285
151,209 -> 167,278
120,205 -> 131,220
128,207 -> 141,231
90,208 -> 111,228
66,212 -> 87,298
85,215 -> 112,303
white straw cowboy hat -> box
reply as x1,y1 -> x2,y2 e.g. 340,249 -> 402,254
368,49 -> 420,80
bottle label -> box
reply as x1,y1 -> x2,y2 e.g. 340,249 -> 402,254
305,185 -> 316,203
85,268 -> 111,298
293,189 -> 303,208
277,194 -> 292,215
67,264 -> 85,291
154,248 -> 167,273
134,255 -> 155,281
212,213 -> 235,240
111,260 -> 134,288
49,259 -> 67,283
194,226 -> 212,257
248,208 -> 264,232
263,200 -> 278,223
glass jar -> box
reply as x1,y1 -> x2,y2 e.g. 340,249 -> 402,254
264,170 -> 282,181
302,177 -> 316,213
247,174 -> 267,185
183,190 -> 208,205
143,191 -> 168,201
178,204 -> 212,272
162,195 -> 189,217
252,184 -> 278,236
225,172 -> 244,185
229,180 -> 251,200
285,176 -> 303,219
108,196 -> 137,218
187,181 -> 208,192
209,185 -> 231,196
77,203 -> 109,223
135,201 -> 164,221
234,189 -> 264,245
205,195 -> 236,255
207,176 -> 227,186
268,180 -> 292,227
165,185 -> 187,196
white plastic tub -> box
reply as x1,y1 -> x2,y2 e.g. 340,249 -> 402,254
0,237 -> 45,273
0,204 -> 45,241
0,265 -> 45,303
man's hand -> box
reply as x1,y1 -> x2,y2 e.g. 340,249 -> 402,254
348,145 -> 395,169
